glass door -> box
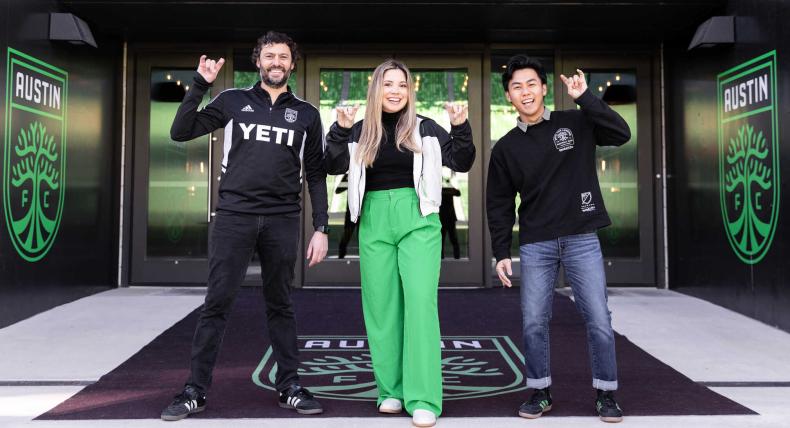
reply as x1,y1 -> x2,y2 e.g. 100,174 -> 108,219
558,53 -> 656,285
130,52 -> 228,283
303,54 -> 484,286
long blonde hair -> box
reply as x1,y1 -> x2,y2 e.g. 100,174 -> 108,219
356,59 -> 420,167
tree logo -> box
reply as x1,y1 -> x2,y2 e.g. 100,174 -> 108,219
717,51 -> 780,264
253,336 -> 527,401
4,48 -> 67,262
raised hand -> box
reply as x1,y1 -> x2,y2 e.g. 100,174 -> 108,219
197,55 -> 225,84
336,104 -> 359,129
445,102 -> 468,126
559,69 -> 588,100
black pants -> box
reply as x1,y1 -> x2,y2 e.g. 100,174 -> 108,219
440,222 -> 460,259
187,210 -> 301,393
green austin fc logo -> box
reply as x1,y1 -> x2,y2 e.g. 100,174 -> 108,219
3,48 -> 68,262
253,336 -> 526,400
717,51 -> 780,265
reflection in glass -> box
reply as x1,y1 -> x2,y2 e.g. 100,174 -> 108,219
319,69 -> 371,259
147,69 -> 210,258
587,71 -> 639,258
416,69 -> 470,260
319,68 -> 471,259
490,55 -> 555,256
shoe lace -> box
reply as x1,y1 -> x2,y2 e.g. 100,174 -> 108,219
528,390 -> 548,406
172,387 -> 197,404
598,392 -> 617,409
294,387 -> 314,400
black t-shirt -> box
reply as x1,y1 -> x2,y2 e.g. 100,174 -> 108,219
365,111 -> 415,191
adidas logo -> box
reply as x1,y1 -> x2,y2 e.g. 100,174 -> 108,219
241,105 -> 254,112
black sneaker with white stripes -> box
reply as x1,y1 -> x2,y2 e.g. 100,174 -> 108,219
278,384 -> 323,415
161,385 -> 206,421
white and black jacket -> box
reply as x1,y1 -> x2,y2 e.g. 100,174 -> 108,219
170,73 -> 328,229
324,116 -> 475,222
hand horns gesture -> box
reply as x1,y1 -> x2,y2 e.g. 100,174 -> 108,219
445,102 -> 468,126
336,105 -> 360,129
197,55 -> 225,84
559,69 -> 588,100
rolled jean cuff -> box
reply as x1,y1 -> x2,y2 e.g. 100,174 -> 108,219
526,376 -> 552,389
593,378 -> 618,391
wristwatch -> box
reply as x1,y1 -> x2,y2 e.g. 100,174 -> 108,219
315,225 -> 330,234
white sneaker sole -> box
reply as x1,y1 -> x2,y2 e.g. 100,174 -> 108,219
518,404 -> 552,419
161,405 -> 205,421
600,415 -> 623,423
278,402 -> 324,415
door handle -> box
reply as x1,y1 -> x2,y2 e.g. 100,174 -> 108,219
208,132 -> 215,223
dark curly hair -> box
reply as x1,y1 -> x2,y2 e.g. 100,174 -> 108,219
250,31 -> 300,70
501,54 -> 547,92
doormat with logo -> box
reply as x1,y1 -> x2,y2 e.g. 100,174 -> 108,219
38,288 -> 754,419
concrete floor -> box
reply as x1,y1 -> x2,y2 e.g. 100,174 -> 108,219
1,287 -> 789,428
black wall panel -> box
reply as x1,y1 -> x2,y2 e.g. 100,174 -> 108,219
0,0 -> 121,327
667,0 -> 790,331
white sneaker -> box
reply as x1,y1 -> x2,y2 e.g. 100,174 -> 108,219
412,409 -> 437,427
378,398 -> 403,414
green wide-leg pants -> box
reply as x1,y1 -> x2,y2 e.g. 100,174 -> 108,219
359,187 -> 443,416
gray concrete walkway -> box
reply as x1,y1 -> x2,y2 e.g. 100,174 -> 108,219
1,287 -> 789,427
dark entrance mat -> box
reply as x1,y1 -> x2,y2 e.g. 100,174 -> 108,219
38,288 -> 755,419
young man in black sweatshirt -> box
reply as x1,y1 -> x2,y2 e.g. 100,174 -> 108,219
160,31 -> 328,421
486,55 -> 630,423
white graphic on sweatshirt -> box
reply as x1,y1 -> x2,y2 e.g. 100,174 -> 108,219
553,128 -> 575,152
238,122 -> 296,146
284,108 -> 298,123
581,191 -> 596,212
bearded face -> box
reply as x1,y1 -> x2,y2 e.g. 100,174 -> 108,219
260,63 -> 291,89
255,43 -> 294,89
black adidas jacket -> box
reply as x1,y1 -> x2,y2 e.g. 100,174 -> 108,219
171,73 -> 328,229
486,89 -> 631,262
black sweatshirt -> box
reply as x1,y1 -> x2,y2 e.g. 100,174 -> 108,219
366,111 -> 415,191
486,89 -> 631,262
170,73 -> 328,229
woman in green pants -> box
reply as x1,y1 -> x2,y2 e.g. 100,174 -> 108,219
325,59 -> 475,427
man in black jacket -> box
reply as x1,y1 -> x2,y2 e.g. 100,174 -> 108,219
486,55 -> 630,423
161,31 -> 328,421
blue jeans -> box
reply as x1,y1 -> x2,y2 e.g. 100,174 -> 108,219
519,232 -> 618,391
